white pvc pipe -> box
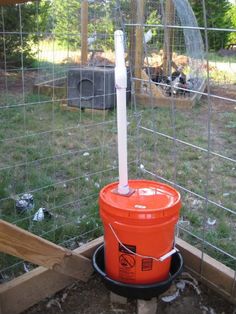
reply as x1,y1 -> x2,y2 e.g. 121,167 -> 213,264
114,30 -> 129,195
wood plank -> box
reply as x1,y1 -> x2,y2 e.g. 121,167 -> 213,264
0,236 -> 235,313
128,0 -> 137,68
176,237 -> 236,304
81,0 -> 88,65
0,220 -> 92,280
136,93 -> 194,109
0,0 -> 36,4
84,108 -> 109,116
33,85 -> 66,99
136,73 -> 206,109
60,103 -> 80,112
163,0 -> 175,76
0,237 -> 103,314
134,0 -> 145,92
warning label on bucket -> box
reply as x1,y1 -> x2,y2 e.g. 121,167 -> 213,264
119,254 -> 135,268
118,243 -> 136,281
141,258 -> 153,271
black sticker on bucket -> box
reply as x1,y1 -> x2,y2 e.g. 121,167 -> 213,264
141,258 -> 153,271
119,243 -> 136,254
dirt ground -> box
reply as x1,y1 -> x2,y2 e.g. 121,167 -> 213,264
24,272 -> 235,314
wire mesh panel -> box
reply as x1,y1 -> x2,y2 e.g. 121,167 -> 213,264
126,0 -> 236,298
0,0 -> 235,301
0,0 -> 136,281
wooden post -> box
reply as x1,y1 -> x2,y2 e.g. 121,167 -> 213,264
81,0 -> 88,65
0,0 -> 31,4
128,0 -> 137,69
163,0 -> 175,76
134,0 -> 145,92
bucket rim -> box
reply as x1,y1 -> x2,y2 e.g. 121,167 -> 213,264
99,179 -> 181,216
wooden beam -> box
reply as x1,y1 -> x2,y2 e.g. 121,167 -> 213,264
134,0 -> 145,92
0,220 -> 92,281
0,237 -> 103,314
162,0 -> 175,76
176,237 -> 236,304
0,0 -> 36,4
0,236 -> 235,314
128,0 -> 137,69
81,0 -> 88,65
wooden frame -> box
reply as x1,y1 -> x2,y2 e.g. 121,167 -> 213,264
134,0 -> 145,92
162,0 -> 175,77
0,236 -> 103,314
136,70 -> 206,109
176,238 -> 236,304
0,0 -> 35,4
0,220 -> 94,281
81,0 -> 88,65
0,236 -> 235,314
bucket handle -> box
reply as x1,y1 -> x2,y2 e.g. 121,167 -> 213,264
109,223 -> 177,262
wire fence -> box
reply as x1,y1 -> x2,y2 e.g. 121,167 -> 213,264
0,0 -> 235,300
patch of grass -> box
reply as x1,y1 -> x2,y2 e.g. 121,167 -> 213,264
220,112 -> 236,129
0,84 -> 236,277
210,69 -> 236,84
185,211 -> 202,228
208,52 -> 236,63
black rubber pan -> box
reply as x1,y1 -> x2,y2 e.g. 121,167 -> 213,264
92,244 -> 184,300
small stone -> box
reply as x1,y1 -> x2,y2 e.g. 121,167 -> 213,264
137,298 -> 157,314
110,292 -> 127,305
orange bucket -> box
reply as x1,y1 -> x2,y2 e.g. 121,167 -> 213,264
99,180 -> 181,284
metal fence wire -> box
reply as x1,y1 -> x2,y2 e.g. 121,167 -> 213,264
0,0 -> 235,299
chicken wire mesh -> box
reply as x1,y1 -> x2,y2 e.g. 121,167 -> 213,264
134,0 -> 205,99
0,0 -> 235,300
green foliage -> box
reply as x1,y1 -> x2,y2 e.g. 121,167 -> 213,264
0,1 -> 51,67
225,5 -> 236,44
146,10 -> 162,48
89,1 -> 116,50
52,0 -> 81,49
52,0 -> 116,50
190,0 -> 231,50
